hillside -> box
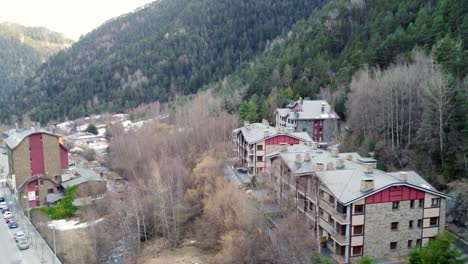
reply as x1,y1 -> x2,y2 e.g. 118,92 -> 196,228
12,0 -> 326,123
0,22 -> 73,121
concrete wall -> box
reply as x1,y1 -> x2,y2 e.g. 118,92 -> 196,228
42,134 -> 61,177
323,119 -> 337,143
296,120 -> 314,135
363,200 -> 423,258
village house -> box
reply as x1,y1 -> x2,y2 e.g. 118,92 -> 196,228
4,129 -> 69,208
264,144 -> 449,263
274,99 -> 339,143
232,120 -> 312,175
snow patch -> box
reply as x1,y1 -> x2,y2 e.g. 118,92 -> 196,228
48,218 -> 103,231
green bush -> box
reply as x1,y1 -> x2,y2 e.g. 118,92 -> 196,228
358,256 -> 376,264
409,231 -> 467,264
40,186 -> 79,219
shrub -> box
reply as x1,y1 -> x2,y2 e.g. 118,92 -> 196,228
41,186 -> 79,219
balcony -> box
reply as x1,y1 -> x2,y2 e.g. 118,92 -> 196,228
332,211 -> 349,224
320,200 -> 349,224
332,231 -> 348,245
248,148 -> 255,155
319,217 -> 334,234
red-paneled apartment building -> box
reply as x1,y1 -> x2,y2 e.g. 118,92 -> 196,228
4,129 -> 68,208
274,99 -> 339,143
232,120 -> 312,176
264,144 -> 450,263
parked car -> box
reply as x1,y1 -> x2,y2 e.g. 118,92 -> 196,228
8,220 -> 18,229
14,231 -> 26,242
0,197 -> 7,209
3,210 -> 12,219
6,217 -> 15,224
16,238 -> 29,250
0,207 -> 9,214
236,167 -> 248,174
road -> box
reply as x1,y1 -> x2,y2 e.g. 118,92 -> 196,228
0,188 -> 41,264
0,153 -> 61,264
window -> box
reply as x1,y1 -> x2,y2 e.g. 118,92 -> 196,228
419,199 -> 424,208
410,200 -> 415,209
319,209 -> 324,217
328,196 -> 335,204
430,217 -> 439,227
390,242 -> 397,250
417,219 -> 422,228
256,156 -> 263,162
319,190 -> 324,198
47,189 -> 53,194
256,145 -> 263,151
409,220 -> 414,229
302,128 -> 307,132
353,225 -> 364,235
431,198 -> 439,207
39,179 -> 44,186
408,240 -> 413,249
328,214 -> 333,223
352,246 -> 363,256
354,204 -> 364,214
392,201 -> 400,210
416,239 -> 422,246
391,222 -> 399,231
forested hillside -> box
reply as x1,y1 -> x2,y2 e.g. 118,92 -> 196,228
0,23 -> 72,121
13,0 -> 326,123
223,0 -> 467,180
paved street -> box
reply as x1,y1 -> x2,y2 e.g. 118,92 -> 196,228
0,188 -> 41,264
0,153 -> 61,264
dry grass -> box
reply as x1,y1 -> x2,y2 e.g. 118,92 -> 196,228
142,239 -> 213,264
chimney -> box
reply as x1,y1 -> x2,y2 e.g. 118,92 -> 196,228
360,176 -> 374,192
326,162 -> 334,171
295,154 -> 303,164
280,143 -> 288,152
316,162 -> 324,171
262,119 -> 269,126
304,152 -> 311,162
300,97 -> 304,105
321,102 -> 326,113
336,158 -> 345,169
330,146 -> 339,157
346,154 -> 353,161
264,130 -> 270,138
365,165 -> 374,174
312,142 -> 318,150
399,172 -> 408,182
244,121 -> 250,127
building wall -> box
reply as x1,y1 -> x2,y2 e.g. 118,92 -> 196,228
29,134 -> 45,175
296,120 -> 314,135
323,119 -> 337,143
60,145 -> 69,169
43,134 -> 61,177
12,139 -> 31,190
363,200 -> 423,258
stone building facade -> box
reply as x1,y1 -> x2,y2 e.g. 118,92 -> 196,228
5,129 -> 68,208
264,145 -> 449,263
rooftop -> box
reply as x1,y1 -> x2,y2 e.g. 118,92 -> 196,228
61,167 -> 106,188
276,100 -> 339,120
235,122 -> 312,144
265,145 -> 449,205
4,128 -> 61,149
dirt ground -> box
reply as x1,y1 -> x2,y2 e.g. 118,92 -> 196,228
142,239 -> 213,264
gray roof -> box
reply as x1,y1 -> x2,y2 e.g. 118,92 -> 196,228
266,145 -> 449,205
237,123 -> 312,144
46,193 -> 64,203
61,167 -> 106,188
4,128 -> 60,149
280,100 -> 339,120
275,108 -> 290,117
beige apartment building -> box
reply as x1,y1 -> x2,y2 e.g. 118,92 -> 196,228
232,120 -> 312,175
264,144 -> 449,263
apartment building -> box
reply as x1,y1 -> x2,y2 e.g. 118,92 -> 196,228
5,129 -> 69,208
264,144 -> 449,263
274,99 -> 339,143
232,120 -> 312,175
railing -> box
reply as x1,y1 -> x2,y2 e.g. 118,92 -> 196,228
319,217 -> 334,234
319,199 -> 349,224
332,231 -> 348,245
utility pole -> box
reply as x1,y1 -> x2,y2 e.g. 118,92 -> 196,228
53,226 -> 56,264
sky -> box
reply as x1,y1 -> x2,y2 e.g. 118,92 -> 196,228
0,0 -> 155,40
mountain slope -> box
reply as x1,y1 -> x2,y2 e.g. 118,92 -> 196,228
0,23 -> 73,121
15,0 -> 326,123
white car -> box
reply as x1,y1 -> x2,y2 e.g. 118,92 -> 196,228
16,238 -> 29,250
3,211 -> 12,219
14,231 -> 26,242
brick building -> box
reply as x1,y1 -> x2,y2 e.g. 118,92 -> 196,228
5,129 -> 69,208
264,144 -> 449,263
274,99 -> 339,143
232,120 -> 312,175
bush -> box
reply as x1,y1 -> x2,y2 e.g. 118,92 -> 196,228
358,256 -> 376,264
41,186 -> 79,219
85,123 -> 98,135
409,231 -> 466,264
